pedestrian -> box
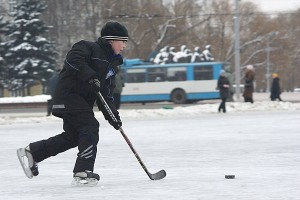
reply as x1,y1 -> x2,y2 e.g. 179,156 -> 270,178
46,69 -> 60,116
242,65 -> 255,103
223,65 -> 234,102
217,70 -> 230,113
270,73 -> 282,101
17,20 -> 128,186
113,67 -> 124,110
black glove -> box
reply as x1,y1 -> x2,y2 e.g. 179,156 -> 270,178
89,78 -> 101,92
109,119 -> 122,130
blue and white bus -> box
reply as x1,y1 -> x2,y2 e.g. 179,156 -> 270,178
120,61 -> 226,104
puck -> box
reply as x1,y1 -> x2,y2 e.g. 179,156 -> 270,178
225,175 -> 235,179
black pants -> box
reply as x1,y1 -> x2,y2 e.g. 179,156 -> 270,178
218,98 -> 227,113
29,111 -> 99,173
271,96 -> 282,101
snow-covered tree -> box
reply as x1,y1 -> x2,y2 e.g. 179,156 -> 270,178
4,0 -> 56,94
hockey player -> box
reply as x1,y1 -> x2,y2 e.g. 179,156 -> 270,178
17,21 -> 128,186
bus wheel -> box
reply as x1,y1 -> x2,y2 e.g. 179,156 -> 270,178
171,89 -> 186,104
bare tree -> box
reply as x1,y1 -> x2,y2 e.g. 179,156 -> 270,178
36,0 -> 300,90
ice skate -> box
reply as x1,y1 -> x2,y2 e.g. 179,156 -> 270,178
71,171 -> 100,187
17,146 -> 39,179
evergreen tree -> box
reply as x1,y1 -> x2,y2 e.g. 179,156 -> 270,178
4,0 -> 56,94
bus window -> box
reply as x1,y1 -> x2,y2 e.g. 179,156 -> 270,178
147,67 -> 167,82
125,68 -> 146,83
194,65 -> 213,80
167,67 -> 187,81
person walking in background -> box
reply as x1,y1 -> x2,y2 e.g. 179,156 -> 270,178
242,65 -> 255,103
17,20 -> 128,186
223,65 -> 234,102
270,73 -> 282,101
46,69 -> 60,116
217,70 -> 230,113
113,67 -> 124,110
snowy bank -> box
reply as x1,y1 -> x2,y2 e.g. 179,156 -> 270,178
119,101 -> 300,119
0,92 -> 299,103
0,101 -> 299,125
0,95 -> 51,103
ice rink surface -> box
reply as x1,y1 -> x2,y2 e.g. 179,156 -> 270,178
0,103 -> 300,199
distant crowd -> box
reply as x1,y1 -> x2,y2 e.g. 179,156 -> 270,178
151,44 -> 214,64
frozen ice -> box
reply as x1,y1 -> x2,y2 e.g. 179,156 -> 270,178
0,94 -> 300,199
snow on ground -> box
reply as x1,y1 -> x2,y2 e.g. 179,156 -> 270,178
0,92 -> 299,104
0,94 -> 51,103
0,92 -> 299,124
1,110 -> 299,200
0,93 -> 300,200
0,100 -> 300,124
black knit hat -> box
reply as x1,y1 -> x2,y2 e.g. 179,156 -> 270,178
101,21 -> 128,41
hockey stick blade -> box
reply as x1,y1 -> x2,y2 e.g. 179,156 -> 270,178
149,169 -> 166,180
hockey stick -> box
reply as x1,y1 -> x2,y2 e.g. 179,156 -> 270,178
96,91 -> 166,180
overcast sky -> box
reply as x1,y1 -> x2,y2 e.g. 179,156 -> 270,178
246,0 -> 300,12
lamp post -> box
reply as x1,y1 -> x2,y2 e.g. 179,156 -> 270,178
265,31 -> 278,92
234,0 -> 241,100
266,41 -> 271,92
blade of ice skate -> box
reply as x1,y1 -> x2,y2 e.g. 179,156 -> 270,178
17,148 -> 33,179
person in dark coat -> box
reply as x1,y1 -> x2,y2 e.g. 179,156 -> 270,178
113,67 -> 124,110
270,73 -> 282,101
242,65 -> 255,103
46,69 -> 60,116
223,65 -> 234,102
17,21 -> 128,186
217,70 -> 230,113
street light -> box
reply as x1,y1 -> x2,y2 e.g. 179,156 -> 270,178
234,0 -> 241,100
265,31 -> 278,92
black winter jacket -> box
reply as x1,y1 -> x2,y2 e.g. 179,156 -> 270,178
217,76 -> 230,99
52,38 -> 123,121
270,77 -> 281,98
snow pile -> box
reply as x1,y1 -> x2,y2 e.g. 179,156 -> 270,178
226,101 -> 300,112
118,101 -> 300,119
0,95 -> 51,103
2,101 -> 299,125
1,95 -> 299,125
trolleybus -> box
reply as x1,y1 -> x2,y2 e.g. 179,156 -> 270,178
120,61 -> 226,104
